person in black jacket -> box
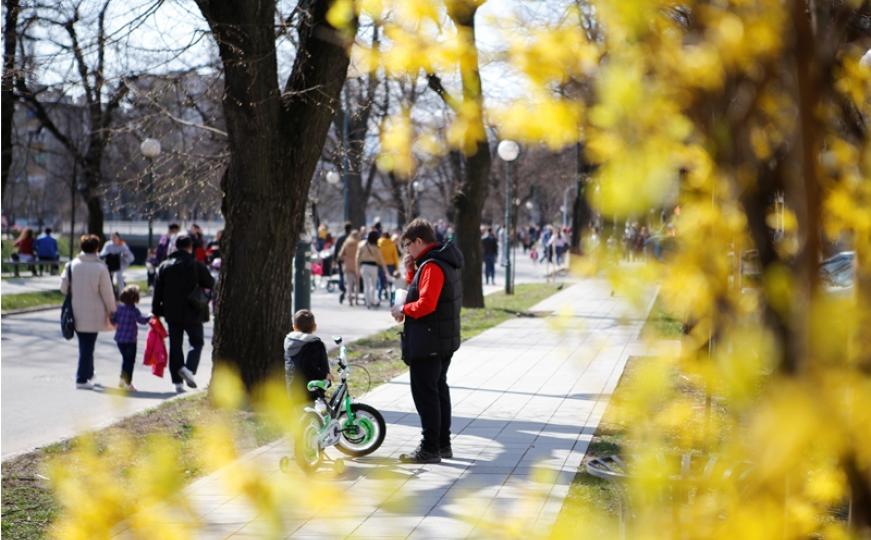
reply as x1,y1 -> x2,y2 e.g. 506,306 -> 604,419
391,219 -> 463,464
153,234 -> 215,393
284,309 -> 332,407
481,227 -> 499,285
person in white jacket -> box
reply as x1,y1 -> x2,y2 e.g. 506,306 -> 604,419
61,235 -> 117,389
100,232 -> 136,296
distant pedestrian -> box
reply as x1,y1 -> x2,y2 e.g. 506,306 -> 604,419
61,234 -> 117,389
152,234 -> 215,393
145,248 -> 158,291
35,227 -> 60,275
155,223 -> 180,263
378,231 -> 399,302
333,222 -> 352,304
13,228 -> 37,275
338,230 -> 360,306
190,224 -> 207,263
481,227 -> 498,285
100,232 -> 135,296
111,285 -> 151,391
357,230 -> 389,309
206,229 -> 222,263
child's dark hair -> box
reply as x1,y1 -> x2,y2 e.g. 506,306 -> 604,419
293,309 -> 316,333
119,285 -> 141,305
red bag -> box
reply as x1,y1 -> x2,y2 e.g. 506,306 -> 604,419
143,318 -> 168,377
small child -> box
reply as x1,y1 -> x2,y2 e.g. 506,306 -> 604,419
111,285 -> 151,391
284,309 -> 332,407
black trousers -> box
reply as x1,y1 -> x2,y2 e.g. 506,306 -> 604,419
409,353 -> 452,452
167,321 -> 204,384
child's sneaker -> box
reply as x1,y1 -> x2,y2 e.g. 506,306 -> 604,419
118,379 -> 137,392
175,383 -> 186,393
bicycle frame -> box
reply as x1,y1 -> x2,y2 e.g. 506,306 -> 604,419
304,343 -> 359,444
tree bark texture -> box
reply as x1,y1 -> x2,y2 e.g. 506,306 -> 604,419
447,7 -> 491,308
196,0 -> 351,389
1,0 -> 20,196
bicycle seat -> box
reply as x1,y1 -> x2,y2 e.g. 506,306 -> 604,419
307,379 -> 332,392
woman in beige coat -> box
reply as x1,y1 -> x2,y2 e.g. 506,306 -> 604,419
61,234 -> 117,389
338,230 -> 361,306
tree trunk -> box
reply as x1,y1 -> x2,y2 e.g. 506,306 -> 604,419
85,192 -> 105,239
197,0 -> 351,389
448,8 -> 491,309
1,0 -> 19,196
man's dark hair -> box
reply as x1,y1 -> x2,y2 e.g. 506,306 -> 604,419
367,230 -> 380,245
169,223 -> 180,232
293,309 -> 316,333
344,221 -> 352,234
119,285 -> 141,306
401,218 -> 437,245
44,227 -> 52,234
80,234 -> 100,253
175,234 -> 193,250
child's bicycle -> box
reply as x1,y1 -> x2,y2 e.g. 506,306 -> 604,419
282,337 -> 387,474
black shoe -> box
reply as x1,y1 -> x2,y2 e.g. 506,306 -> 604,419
399,447 -> 441,464
439,446 -> 453,459
339,292 -> 345,304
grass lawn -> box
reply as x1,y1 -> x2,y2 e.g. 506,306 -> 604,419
1,280 -> 150,314
553,295 -> 691,532
1,281 -> 564,539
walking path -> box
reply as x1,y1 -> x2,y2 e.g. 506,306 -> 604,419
1,256 -> 551,459
167,279 -> 654,539
1,267 -> 150,297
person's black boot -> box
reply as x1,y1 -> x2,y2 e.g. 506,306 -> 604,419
399,446 -> 441,464
439,446 -> 453,459
339,292 -> 345,304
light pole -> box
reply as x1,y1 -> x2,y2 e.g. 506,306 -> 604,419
561,185 -> 576,229
498,139 -> 520,294
139,138 -> 161,251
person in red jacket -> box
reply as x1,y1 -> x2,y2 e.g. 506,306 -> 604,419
391,219 -> 463,464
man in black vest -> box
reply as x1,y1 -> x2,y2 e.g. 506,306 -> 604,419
391,219 -> 463,464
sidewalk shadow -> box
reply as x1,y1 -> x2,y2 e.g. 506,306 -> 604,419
93,386 -> 181,399
322,411 -> 596,520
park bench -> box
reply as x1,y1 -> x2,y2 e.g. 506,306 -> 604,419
3,257 -> 69,278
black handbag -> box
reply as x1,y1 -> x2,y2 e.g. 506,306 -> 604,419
104,252 -> 121,272
187,262 -> 210,322
60,265 -> 75,339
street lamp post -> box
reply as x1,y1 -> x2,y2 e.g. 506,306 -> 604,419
139,138 -> 162,251
561,185 -> 576,229
498,139 -> 520,295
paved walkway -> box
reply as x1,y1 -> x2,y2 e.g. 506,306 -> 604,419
1,268 -> 150,297
1,255 -> 551,459
169,280 -> 654,539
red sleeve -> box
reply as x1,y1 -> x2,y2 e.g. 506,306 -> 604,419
402,263 -> 444,319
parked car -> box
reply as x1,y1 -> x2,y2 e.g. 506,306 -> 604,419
820,251 -> 855,289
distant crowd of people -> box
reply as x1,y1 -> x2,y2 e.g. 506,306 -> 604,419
313,218 -> 455,309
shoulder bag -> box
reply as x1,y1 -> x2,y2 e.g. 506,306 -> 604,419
60,264 -> 75,339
